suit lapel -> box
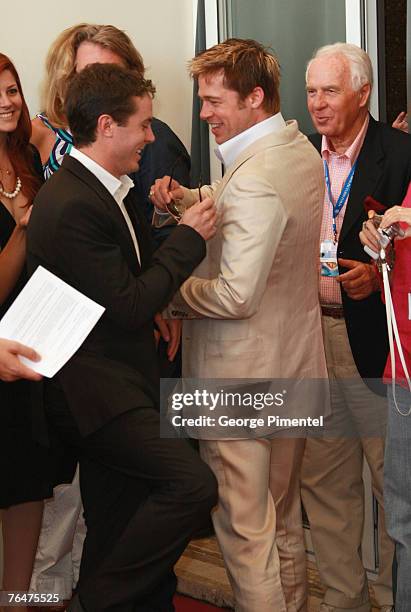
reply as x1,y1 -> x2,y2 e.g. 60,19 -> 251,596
214,120 -> 301,201
123,191 -> 153,271
339,116 -> 384,244
62,156 -> 143,271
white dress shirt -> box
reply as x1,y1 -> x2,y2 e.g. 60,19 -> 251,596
215,112 -> 287,170
69,147 -> 141,264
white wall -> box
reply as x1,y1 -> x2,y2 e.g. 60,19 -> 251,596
1,0 -> 195,150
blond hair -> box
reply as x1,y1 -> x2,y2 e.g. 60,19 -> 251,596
189,38 -> 281,114
41,23 -> 145,127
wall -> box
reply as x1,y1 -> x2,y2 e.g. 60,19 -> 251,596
230,0 -> 346,135
384,0 -> 407,123
1,0 -> 195,151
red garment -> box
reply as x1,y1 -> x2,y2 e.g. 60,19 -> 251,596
383,182 -> 411,384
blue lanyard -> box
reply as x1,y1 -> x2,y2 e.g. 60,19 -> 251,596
323,159 -> 357,241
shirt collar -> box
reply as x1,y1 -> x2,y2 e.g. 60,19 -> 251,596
69,147 -> 134,204
321,114 -> 369,165
215,112 -> 286,169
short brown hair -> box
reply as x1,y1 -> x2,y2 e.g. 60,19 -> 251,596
42,23 -> 145,128
65,63 -> 155,147
189,38 -> 280,114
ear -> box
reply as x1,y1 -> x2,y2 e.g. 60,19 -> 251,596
248,86 -> 265,109
96,114 -> 115,138
358,83 -> 371,109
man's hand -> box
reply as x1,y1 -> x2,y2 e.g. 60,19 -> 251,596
337,258 -> 379,300
180,197 -> 217,241
359,210 -> 381,252
0,339 -> 42,382
154,314 -> 182,361
392,111 -> 408,133
150,176 -> 185,211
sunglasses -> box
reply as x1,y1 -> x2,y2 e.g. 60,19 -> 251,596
165,157 -> 202,221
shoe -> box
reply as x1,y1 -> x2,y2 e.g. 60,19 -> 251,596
379,607 -> 394,612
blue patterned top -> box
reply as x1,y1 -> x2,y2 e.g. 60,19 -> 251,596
37,114 -> 73,180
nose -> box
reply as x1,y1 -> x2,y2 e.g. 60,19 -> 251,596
145,125 -> 155,144
311,91 -> 327,110
0,92 -> 12,108
200,101 -> 212,121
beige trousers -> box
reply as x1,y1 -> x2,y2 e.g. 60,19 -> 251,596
301,316 -> 394,610
201,437 -> 306,612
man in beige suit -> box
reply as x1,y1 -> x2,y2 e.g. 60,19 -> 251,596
151,38 -> 327,612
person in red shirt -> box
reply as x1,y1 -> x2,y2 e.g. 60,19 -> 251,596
360,182 -> 411,612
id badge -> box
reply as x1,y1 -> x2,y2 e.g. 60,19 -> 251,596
320,240 -> 339,277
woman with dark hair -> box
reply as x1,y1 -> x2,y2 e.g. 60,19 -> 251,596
0,52 -> 47,611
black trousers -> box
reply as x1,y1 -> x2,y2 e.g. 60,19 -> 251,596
45,383 -> 217,612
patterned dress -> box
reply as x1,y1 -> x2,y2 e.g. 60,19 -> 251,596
36,114 -> 73,179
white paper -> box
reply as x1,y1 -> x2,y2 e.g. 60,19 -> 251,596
0,266 -> 105,377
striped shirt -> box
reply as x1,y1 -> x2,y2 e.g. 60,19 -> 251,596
319,115 -> 369,304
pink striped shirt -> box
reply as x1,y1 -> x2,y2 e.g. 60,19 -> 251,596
319,115 -> 369,304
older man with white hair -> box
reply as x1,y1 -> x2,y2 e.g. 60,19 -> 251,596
301,42 -> 411,612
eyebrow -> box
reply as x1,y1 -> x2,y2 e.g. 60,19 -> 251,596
306,84 -> 340,90
199,95 -> 221,101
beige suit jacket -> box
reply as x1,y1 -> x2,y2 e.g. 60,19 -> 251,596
172,120 -> 326,382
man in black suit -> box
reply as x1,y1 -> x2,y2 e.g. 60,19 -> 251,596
301,43 -> 411,612
27,64 -> 218,612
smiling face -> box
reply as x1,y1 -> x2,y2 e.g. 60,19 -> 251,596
0,69 -> 22,138
75,41 -> 124,72
108,94 -> 155,177
198,71 -> 263,145
306,54 -> 370,149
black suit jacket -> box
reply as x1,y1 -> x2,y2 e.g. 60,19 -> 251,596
310,115 -> 411,381
27,155 -> 205,436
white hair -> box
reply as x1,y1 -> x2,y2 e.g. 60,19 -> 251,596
306,42 -> 373,91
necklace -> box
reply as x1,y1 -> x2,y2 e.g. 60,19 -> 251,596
0,176 -> 22,199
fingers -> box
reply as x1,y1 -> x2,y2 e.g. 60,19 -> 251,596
336,261 -> 378,299
167,320 -> 182,362
10,340 -> 41,362
179,197 -> 217,241
380,205 -> 411,229
337,261 -> 366,283
149,177 -> 183,209
336,258 -> 357,270
14,363 -> 43,382
196,196 -> 214,210
392,111 -> 408,133
154,313 -> 170,342
360,219 -> 380,252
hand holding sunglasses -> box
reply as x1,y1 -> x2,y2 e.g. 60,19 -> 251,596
149,158 -> 203,221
